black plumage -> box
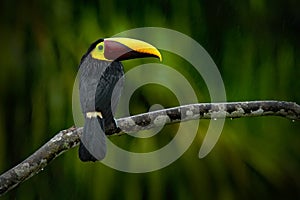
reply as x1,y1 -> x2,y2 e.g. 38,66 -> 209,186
77,37 -> 161,162
78,49 -> 124,161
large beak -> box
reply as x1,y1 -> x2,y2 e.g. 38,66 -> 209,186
103,37 -> 162,61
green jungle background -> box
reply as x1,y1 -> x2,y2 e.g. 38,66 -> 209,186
0,0 -> 299,199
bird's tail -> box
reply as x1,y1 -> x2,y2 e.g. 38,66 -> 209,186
79,113 -> 106,162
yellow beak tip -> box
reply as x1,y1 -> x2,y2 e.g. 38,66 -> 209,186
153,52 -> 162,62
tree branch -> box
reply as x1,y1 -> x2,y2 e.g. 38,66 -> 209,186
0,100 -> 299,196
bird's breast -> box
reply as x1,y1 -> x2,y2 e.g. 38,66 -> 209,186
79,56 -> 124,114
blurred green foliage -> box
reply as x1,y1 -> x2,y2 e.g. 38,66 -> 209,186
0,0 -> 300,199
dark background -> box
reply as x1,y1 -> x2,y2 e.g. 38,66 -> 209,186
0,0 -> 299,199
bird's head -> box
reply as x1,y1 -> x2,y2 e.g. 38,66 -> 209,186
82,37 -> 162,62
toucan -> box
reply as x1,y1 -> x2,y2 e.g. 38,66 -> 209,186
78,37 -> 162,162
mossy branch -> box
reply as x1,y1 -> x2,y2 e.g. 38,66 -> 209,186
0,100 -> 299,196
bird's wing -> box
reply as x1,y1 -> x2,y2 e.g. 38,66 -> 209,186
95,61 -> 124,116
79,56 -> 108,113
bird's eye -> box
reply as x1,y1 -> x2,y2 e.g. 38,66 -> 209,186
98,44 -> 104,51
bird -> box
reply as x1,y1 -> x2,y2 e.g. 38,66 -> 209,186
78,37 -> 162,162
